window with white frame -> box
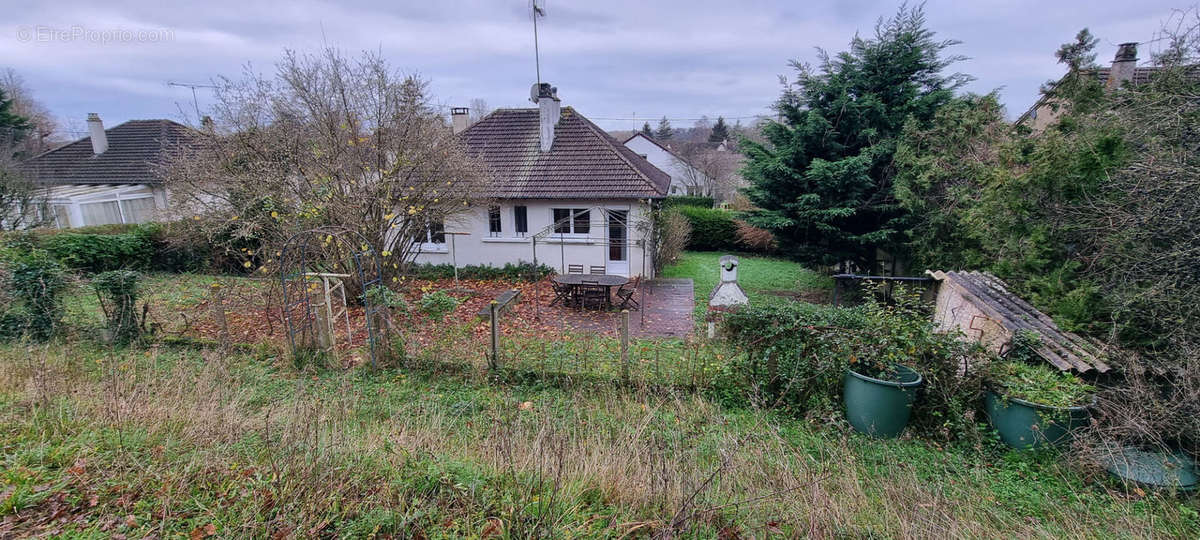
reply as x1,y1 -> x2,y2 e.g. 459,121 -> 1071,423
552,208 -> 590,235
514,205 -> 528,236
488,206 -> 502,236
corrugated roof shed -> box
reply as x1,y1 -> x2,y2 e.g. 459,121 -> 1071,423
459,107 -> 670,199
928,270 -> 1112,373
22,120 -> 197,185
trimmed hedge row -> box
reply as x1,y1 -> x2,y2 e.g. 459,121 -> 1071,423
6,223 -> 209,274
408,261 -> 554,282
675,205 -> 739,251
661,195 -> 715,209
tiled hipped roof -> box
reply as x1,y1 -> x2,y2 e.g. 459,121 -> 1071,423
23,120 -> 197,185
459,107 -> 669,199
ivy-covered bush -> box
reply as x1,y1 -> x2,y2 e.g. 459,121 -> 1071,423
721,290 -> 988,442
0,245 -> 68,341
91,270 -> 144,345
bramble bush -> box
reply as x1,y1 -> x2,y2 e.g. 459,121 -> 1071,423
720,289 -> 989,442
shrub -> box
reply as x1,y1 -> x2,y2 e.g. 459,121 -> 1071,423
650,208 -> 691,271
721,288 -> 988,442
733,219 -> 777,252
418,291 -> 460,322
661,195 -> 715,209
675,206 -> 739,251
0,247 -> 67,341
91,270 -> 145,345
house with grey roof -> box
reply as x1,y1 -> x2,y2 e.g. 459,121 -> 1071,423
20,114 -> 197,228
417,83 -> 670,277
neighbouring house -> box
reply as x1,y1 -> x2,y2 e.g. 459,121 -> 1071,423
20,114 -> 198,228
622,132 -> 710,197
413,83 -> 670,277
927,270 -> 1111,373
1018,42 -> 1199,132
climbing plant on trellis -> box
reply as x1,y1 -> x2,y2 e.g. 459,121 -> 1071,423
278,227 -> 387,367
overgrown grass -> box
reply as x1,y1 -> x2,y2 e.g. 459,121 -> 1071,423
660,251 -> 833,318
1,340 -> 1196,538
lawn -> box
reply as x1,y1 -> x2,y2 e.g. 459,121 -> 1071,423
660,251 -> 833,318
1,341 -> 1196,538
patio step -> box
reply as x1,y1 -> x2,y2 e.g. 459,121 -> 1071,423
478,288 -> 521,319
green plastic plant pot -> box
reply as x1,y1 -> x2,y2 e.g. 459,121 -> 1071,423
843,364 -> 923,438
984,391 -> 1090,450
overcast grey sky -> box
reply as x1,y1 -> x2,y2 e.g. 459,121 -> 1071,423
3,0 -> 1190,137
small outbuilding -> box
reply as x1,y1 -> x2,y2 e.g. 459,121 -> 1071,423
927,270 -> 1111,373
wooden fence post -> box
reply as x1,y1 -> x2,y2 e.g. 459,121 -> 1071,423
620,310 -> 630,384
210,283 -> 230,349
489,301 -> 500,370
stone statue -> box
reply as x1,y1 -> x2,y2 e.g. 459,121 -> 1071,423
708,255 -> 749,307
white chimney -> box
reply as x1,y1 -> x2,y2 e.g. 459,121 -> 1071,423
451,107 -> 470,134
530,83 -> 560,152
1107,42 -> 1138,90
86,113 -> 108,155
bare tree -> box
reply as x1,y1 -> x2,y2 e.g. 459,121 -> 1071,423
162,48 -> 488,281
469,98 -> 491,124
671,143 -> 743,201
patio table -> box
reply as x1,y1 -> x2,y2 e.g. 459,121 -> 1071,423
552,274 -> 629,309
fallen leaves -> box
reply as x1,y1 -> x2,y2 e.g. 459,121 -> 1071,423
189,522 -> 217,539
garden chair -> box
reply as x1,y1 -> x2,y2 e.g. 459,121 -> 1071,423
616,276 -> 640,311
577,280 -> 609,310
589,265 -> 607,275
567,264 -> 584,274
549,280 -> 576,307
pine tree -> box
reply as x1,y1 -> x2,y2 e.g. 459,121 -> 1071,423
654,116 -> 673,140
0,88 -> 31,146
741,5 -> 969,268
641,122 -> 653,137
708,116 -> 729,143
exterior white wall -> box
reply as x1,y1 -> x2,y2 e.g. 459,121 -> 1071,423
411,198 -> 655,277
623,135 -> 706,196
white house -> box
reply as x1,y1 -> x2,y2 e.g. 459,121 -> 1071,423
412,83 -> 670,277
622,132 -> 709,197
20,114 -> 197,228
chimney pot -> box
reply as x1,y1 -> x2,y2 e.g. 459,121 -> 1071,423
86,113 -> 108,155
451,107 -> 470,134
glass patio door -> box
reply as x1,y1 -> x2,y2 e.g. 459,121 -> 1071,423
606,210 -> 629,276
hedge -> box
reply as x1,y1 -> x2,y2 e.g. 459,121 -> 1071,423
9,223 -> 210,274
661,195 -> 715,209
675,206 -> 739,251
408,261 -> 554,282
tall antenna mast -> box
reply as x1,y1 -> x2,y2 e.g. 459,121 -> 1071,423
531,0 -> 546,85
167,81 -> 217,120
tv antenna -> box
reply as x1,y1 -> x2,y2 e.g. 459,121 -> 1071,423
167,81 -> 217,120
531,0 -> 546,85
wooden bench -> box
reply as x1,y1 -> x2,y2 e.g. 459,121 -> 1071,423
478,288 -> 521,318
